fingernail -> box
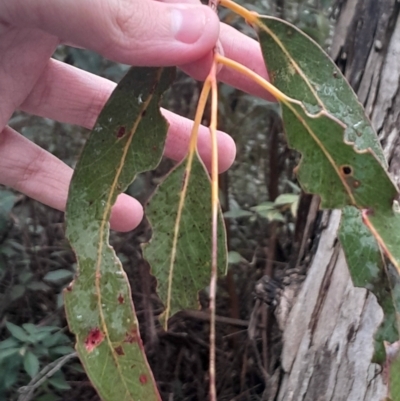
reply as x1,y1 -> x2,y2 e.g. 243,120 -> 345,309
171,6 -> 209,44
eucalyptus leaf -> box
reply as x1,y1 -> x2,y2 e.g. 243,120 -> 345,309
255,14 -> 400,357
144,156 -> 227,323
65,66 -> 174,401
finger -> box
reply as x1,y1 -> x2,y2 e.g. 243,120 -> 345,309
0,126 -> 143,232
181,23 -> 274,101
157,0 -> 199,3
20,59 -> 236,172
0,27 -> 58,128
162,108 -> 236,173
0,0 -> 219,66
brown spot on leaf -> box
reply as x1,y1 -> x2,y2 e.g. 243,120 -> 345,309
118,293 -> 124,304
116,126 -> 126,139
124,328 -> 139,343
84,328 -> 104,352
141,110 -> 147,118
333,70 -> 338,78
139,374 -> 148,384
352,180 -> 361,188
115,346 -> 124,356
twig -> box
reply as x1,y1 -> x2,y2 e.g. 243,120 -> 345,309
181,310 -> 249,327
17,351 -> 78,401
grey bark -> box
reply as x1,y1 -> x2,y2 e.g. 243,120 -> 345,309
275,1 -> 400,400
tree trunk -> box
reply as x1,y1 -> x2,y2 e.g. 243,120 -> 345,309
275,1 -> 400,400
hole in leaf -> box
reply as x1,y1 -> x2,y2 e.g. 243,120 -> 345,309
341,165 -> 353,176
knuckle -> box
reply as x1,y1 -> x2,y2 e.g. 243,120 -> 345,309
16,149 -> 46,190
108,0 -> 148,50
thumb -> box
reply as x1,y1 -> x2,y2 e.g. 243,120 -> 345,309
1,0 -> 220,66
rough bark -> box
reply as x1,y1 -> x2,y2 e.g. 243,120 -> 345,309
275,1 -> 400,400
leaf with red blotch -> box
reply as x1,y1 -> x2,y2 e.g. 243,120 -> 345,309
64,66 -> 174,401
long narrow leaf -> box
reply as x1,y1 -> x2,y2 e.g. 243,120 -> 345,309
144,155 -> 227,324
65,67 -> 175,401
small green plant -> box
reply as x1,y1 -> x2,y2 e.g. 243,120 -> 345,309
0,322 -> 74,398
225,192 -> 299,222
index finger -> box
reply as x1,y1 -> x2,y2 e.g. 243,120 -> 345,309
0,0 -> 219,66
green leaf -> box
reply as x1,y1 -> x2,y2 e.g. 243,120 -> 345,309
0,189 -> 17,238
0,347 -> 20,362
224,209 -> 253,218
257,18 -> 400,259
43,269 -> 74,283
23,351 -> 40,378
255,16 -> 400,272
22,323 -> 39,335
10,284 -> 25,301
26,281 -> 51,291
228,251 -> 243,264
19,270 -> 33,284
0,337 -> 19,350
339,207 -> 400,362
3,367 -> 19,389
47,372 -> 71,391
65,66 -> 174,401
255,15 -> 400,353
389,353 -> 400,401
251,202 -> 275,213
42,332 -> 70,348
252,205 -> 284,222
274,193 -> 299,206
144,156 -> 227,322
6,321 -> 30,343
0,189 -> 17,216
50,346 -> 75,355
256,16 -> 385,164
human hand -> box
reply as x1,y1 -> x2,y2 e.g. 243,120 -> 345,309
0,0 -> 271,232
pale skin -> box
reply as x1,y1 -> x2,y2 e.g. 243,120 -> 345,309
0,0 -> 272,232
